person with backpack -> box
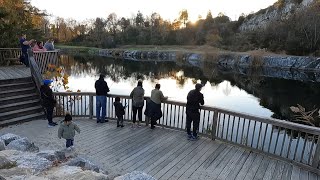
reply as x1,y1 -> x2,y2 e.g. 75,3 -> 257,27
114,97 -> 126,127
40,79 -> 57,127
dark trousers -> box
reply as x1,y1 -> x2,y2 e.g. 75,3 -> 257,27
132,106 -> 143,123
66,139 -> 74,148
117,115 -> 124,126
186,110 -> 200,137
21,52 -> 29,66
45,106 -> 54,124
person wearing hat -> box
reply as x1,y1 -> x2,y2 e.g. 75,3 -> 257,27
186,83 -> 204,140
94,74 -> 110,123
40,79 -> 57,127
58,113 -> 80,150
130,80 -> 145,128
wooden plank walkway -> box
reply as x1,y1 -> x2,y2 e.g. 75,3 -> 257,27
0,65 -> 31,80
0,118 -> 319,180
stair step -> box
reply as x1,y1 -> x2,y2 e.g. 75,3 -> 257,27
0,93 -> 39,105
0,77 -> 32,85
0,106 -> 44,121
0,87 -> 36,98
0,112 -> 45,127
0,99 -> 41,113
0,82 -> 34,91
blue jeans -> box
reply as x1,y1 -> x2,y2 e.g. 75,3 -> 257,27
96,96 -> 107,122
66,139 -> 74,148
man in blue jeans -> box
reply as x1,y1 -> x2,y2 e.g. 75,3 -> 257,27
95,74 -> 110,123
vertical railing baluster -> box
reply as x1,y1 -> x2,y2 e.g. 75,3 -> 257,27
221,113 -> 225,139
240,118 -> 246,144
245,119 -> 251,146
262,123 -> 268,151
280,128 -> 287,157
177,106 -> 181,129
287,129 -> 294,159
235,116 -> 241,144
293,132 -> 301,161
225,114 -> 230,140
300,133 -> 309,163
173,105 -> 176,128
250,121 -> 257,148
230,115 -> 235,142
308,135 -> 316,165
89,95 -> 93,119
312,136 -> 320,168
211,110 -> 219,140
273,127 -> 281,154
256,121 -> 262,149
268,126 -> 274,153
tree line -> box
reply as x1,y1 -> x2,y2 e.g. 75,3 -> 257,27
0,0 -> 319,56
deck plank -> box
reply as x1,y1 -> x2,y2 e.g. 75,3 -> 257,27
0,118 -> 319,180
0,65 -> 31,80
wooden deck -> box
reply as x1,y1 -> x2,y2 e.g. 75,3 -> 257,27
0,65 -> 31,80
0,118 -> 319,180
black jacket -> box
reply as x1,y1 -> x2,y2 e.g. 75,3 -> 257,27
40,85 -> 56,107
95,78 -> 110,96
186,89 -> 204,112
114,101 -> 125,117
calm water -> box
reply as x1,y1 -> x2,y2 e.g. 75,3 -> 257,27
57,54 -> 320,120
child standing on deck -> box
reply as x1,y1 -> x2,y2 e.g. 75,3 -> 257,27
114,97 -> 125,127
58,113 -> 80,150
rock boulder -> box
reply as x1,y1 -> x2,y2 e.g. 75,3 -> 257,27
7,137 -> 39,152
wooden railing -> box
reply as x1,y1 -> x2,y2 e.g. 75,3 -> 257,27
0,48 -> 22,65
33,51 -> 59,73
28,50 -> 43,91
53,92 -> 320,174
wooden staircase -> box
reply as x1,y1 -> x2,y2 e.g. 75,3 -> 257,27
0,77 -> 44,126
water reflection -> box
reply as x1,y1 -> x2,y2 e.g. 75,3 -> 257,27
58,54 -> 320,121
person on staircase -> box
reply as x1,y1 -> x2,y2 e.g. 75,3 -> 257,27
40,79 -> 57,127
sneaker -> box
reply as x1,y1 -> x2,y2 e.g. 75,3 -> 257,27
66,147 -> 72,151
52,122 -> 58,126
189,135 -> 199,141
117,125 -> 120,127
187,134 -> 193,140
151,126 -> 155,129
131,124 -> 136,128
48,124 -> 55,128
121,125 -> 124,128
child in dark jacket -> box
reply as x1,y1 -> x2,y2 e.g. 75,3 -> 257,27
113,97 -> 125,127
58,113 -> 80,150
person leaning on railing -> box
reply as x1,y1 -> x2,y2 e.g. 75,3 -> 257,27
186,83 -> 204,141
145,83 -> 168,129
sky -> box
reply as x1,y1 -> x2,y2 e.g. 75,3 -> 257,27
31,0 -> 278,22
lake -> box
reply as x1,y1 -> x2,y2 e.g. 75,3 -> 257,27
56,54 -> 320,121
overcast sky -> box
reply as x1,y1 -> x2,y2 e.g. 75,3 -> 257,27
31,0 -> 278,22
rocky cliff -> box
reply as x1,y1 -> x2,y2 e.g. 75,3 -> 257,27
239,0 -> 315,31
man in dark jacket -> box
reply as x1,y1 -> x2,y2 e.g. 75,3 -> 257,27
95,74 -> 110,123
40,80 -> 57,127
186,83 -> 204,140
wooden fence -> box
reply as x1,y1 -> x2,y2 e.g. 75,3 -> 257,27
0,48 -> 22,65
53,92 -> 320,174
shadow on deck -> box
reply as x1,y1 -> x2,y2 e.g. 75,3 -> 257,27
0,118 -> 318,180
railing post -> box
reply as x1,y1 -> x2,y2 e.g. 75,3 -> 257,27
89,95 -> 93,119
211,110 -> 219,140
312,136 -> 320,168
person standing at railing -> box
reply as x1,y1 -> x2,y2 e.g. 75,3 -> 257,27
95,74 -> 110,123
145,83 -> 168,129
40,79 -> 58,127
44,39 -> 55,51
186,83 -> 204,141
32,41 -> 47,52
130,80 -> 145,128
19,33 -> 35,67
